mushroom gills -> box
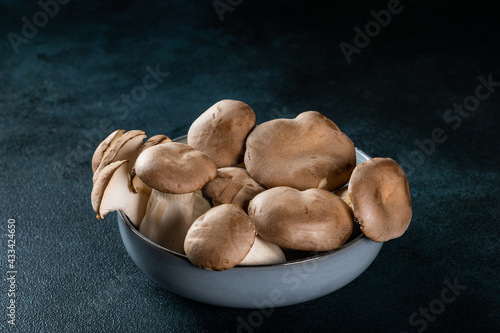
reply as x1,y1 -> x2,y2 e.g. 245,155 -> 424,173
93,131 -> 146,182
92,129 -> 125,174
97,161 -> 149,227
109,134 -> 146,173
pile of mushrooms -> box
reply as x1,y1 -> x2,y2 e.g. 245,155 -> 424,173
90,99 -> 412,271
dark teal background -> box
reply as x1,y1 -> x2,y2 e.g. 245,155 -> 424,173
0,0 -> 498,332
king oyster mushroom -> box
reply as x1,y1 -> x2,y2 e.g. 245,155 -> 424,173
244,111 -> 356,191
248,187 -> 354,251
187,99 -> 256,167
348,158 -> 412,242
184,204 -> 256,270
130,134 -> 172,195
92,130 -> 146,182
202,167 -> 265,212
91,160 -> 149,227
134,142 -> 216,253
92,129 -> 125,173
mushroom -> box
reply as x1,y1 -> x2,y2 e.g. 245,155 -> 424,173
203,167 -> 265,212
238,235 -> 286,266
91,160 -> 149,227
334,186 -> 351,209
184,204 -> 256,270
135,142 -> 217,253
244,111 -> 356,191
131,174 -> 152,196
91,129 -> 125,173
139,134 -> 172,153
92,130 -> 146,182
348,158 -> 412,242
130,134 -> 172,194
187,99 -> 256,167
248,186 -> 353,251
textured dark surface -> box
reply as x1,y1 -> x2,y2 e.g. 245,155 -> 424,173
0,0 -> 499,332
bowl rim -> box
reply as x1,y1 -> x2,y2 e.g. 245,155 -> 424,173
120,140 -> 377,269
120,209 -> 374,269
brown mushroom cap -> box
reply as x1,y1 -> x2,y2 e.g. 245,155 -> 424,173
92,130 -> 146,182
130,134 -> 172,189
248,187 -> 353,251
187,99 -> 256,167
348,158 -> 412,242
134,142 -> 217,194
203,167 -> 265,211
139,134 -> 172,153
91,129 -> 125,173
244,111 -> 356,191
184,204 -> 256,271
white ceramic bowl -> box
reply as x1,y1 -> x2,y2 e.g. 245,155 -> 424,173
117,138 -> 383,308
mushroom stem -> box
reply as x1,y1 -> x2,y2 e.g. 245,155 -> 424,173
139,190 -> 210,254
334,186 -> 351,209
238,235 -> 286,266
